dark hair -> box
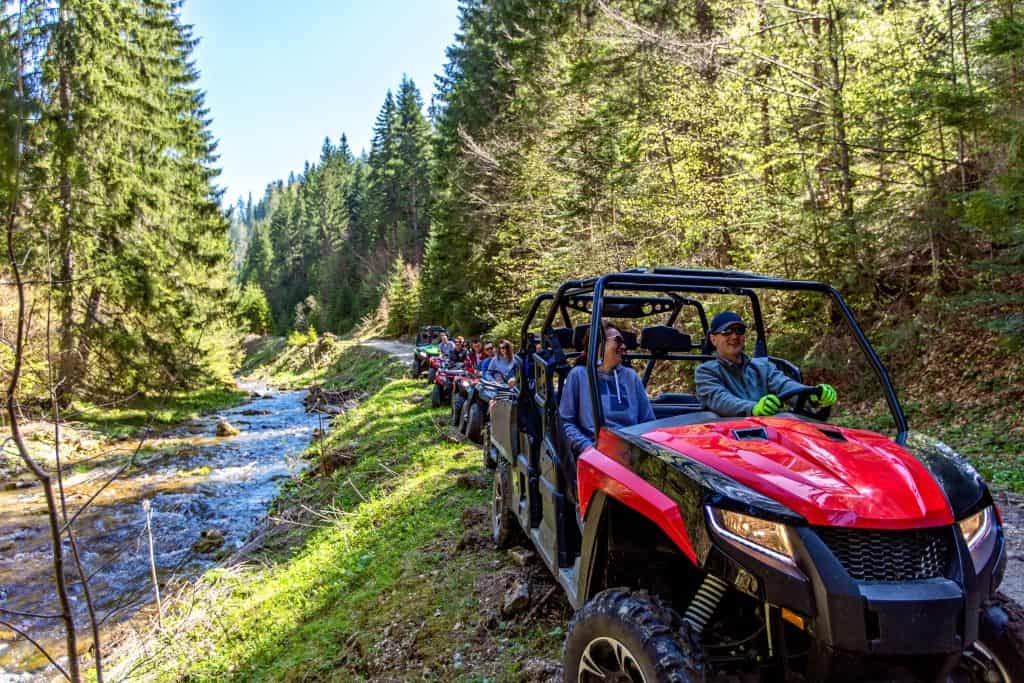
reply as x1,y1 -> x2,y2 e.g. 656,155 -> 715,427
576,319 -> 620,367
498,339 -> 514,361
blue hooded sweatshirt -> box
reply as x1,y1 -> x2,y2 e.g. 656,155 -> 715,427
558,364 -> 655,452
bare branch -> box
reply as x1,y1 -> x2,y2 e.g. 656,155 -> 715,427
0,618 -> 71,681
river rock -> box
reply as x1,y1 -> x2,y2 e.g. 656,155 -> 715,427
2,480 -> 35,491
216,419 -> 240,437
502,579 -> 530,616
521,658 -> 563,682
508,547 -> 535,567
241,408 -> 272,416
193,528 -> 225,554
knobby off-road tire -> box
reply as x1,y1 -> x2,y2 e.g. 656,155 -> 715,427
482,422 -> 496,470
465,402 -> 484,444
451,393 -> 466,428
492,460 -> 523,548
430,383 -> 442,409
427,367 -> 436,384
410,358 -> 421,379
458,394 -> 472,435
564,588 -> 705,683
959,592 -> 1024,683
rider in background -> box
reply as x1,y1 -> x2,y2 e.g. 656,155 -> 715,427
695,311 -> 837,417
438,333 -> 454,358
468,339 -> 484,369
447,336 -> 469,365
558,321 -> 654,454
478,342 -> 494,374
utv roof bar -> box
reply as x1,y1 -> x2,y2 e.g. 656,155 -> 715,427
583,271 -> 908,444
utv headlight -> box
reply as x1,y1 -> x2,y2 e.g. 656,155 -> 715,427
708,507 -> 796,566
959,506 -> 996,571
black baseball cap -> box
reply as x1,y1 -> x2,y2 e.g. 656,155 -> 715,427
710,311 -> 745,334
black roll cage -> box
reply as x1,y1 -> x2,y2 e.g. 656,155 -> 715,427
519,269 -> 908,445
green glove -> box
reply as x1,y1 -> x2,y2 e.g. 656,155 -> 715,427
812,384 -> 837,407
753,394 -> 781,416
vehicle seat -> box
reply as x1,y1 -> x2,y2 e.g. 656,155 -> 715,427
640,325 -> 692,355
551,327 -> 574,351
640,325 -> 704,418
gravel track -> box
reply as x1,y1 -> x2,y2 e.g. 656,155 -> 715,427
363,338 -> 414,365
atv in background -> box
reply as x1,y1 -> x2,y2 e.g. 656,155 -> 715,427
430,359 -> 471,409
487,268 -> 1021,682
459,377 -> 498,446
411,325 -> 447,379
450,370 -> 478,431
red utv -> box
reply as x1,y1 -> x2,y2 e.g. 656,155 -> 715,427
487,268 -> 1021,682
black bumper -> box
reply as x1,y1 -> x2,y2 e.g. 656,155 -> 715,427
712,520 -> 1007,658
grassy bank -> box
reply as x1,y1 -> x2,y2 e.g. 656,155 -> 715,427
241,333 -> 402,394
111,344 -> 566,682
66,384 -> 248,439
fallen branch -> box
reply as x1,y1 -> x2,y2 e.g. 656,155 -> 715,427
346,476 -> 367,502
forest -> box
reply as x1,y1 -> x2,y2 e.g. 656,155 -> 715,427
236,0 -> 1022,348
2,0 -> 233,407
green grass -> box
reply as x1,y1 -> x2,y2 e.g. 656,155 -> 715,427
242,335 -> 405,394
117,358 -> 564,682
66,384 -> 247,439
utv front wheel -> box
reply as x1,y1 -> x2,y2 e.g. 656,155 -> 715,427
564,589 -> 705,683
491,461 -> 522,548
426,367 -> 436,384
959,593 -> 1024,683
481,422 -> 496,470
410,358 -> 421,379
465,402 -> 484,444
430,383 -> 442,408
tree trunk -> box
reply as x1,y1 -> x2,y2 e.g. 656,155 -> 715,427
55,0 -> 78,408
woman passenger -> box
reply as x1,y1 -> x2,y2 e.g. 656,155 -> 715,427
558,320 -> 654,454
484,339 -> 519,386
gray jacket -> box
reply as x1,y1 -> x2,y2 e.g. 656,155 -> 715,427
559,365 -> 656,452
695,354 -> 806,417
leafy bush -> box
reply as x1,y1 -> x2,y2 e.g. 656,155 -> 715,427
287,327 -> 318,347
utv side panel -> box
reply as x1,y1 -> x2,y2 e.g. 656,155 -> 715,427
577,447 -> 698,564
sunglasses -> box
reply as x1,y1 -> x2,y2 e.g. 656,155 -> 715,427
607,334 -> 626,346
716,325 -> 747,337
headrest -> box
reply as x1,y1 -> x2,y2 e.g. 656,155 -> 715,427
549,327 -> 573,350
572,324 -> 638,351
641,326 -> 693,354
573,325 -> 588,351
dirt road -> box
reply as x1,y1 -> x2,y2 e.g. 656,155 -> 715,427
364,338 -> 414,366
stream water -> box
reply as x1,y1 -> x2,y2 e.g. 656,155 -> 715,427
0,383 -> 322,680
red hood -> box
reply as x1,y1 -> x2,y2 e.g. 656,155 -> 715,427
641,418 -> 953,529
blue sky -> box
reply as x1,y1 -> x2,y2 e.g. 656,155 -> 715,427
180,0 -> 462,206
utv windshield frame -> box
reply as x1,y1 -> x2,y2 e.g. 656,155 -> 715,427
524,269 -> 908,444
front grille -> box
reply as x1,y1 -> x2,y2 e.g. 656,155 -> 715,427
814,526 -> 953,582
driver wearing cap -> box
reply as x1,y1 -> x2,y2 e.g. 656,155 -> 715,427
695,311 -> 837,418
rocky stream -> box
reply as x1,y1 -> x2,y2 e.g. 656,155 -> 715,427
0,383 -> 325,680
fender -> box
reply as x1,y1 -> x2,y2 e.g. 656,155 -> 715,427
577,446 -> 697,563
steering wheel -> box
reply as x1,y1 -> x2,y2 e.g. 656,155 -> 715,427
776,386 -> 832,421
